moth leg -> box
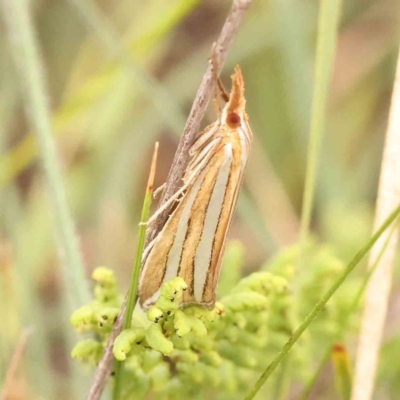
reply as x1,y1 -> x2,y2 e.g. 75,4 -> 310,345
190,123 -> 216,153
146,148 -> 214,226
141,236 -> 157,264
185,138 -> 221,182
190,123 -> 221,156
145,183 -> 191,225
153,183 -> 166,199
145,173 -> 198,225
210,43 -> 223,117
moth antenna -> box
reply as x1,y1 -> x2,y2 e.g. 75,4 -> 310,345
210,43 -> 229,117
218,78 -> 229,103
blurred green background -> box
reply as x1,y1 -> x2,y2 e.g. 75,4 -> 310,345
1,0 -> 400,399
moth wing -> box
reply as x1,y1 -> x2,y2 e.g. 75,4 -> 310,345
190,122 -> 219,155
200,148 -> 246,306
139,139 -> 222,309
138,174 -> 202,308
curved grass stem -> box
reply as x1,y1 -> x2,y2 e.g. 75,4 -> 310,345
299,216 -> 400,399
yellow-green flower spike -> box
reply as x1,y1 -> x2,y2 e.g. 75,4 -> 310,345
170,335 -> 191,350
221,325 -> 240,342
162,315 -> 176,336
142,349 -> 163,372
219,362 -> 238,392
155,295 -> 180,313
171,349 -> 199,364
113,327 -> 145,361
217,340 -> 257,368
222,292 -> 269,312
183,304 -> 224,323
191,336 -> 214,352
176,362 -> 204,384
145,322 -> 173,354
91,266 -> 116,286
173,310 -> 191,337
94,285 -> 118,304
150,363 -> 171,392
146,306 -> 164,323
197,363 -> 221,387
159,277 -> 188,299
208,302 -> 225,322
71,339 -> 103,364
230,312 -> 247,328
199,351 -> 223,367
186,316 -> 207,337
153,277 -> 188,313
70,305 -> 96,333
95,307 -> 119,328
233,272 -> 288,298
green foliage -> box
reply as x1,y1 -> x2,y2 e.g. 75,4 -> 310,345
263,240 -> 362,383
70,239 -> 366,399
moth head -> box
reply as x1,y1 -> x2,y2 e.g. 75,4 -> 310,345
223,65 -> 247,129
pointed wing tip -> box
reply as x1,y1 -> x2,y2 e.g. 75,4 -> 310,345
227,65 -> 246,114
231,65 -> 244,84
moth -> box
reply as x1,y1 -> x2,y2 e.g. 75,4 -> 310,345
138,65 -> 252,309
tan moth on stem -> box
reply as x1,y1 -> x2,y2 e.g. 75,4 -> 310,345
86,2 -> 252,399
139,65 -> 252,309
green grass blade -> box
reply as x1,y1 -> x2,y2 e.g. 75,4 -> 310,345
113,142 -> 159,400
1,0 -> 90,309
244,202 -> 400,400
299,0 -> 342,248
